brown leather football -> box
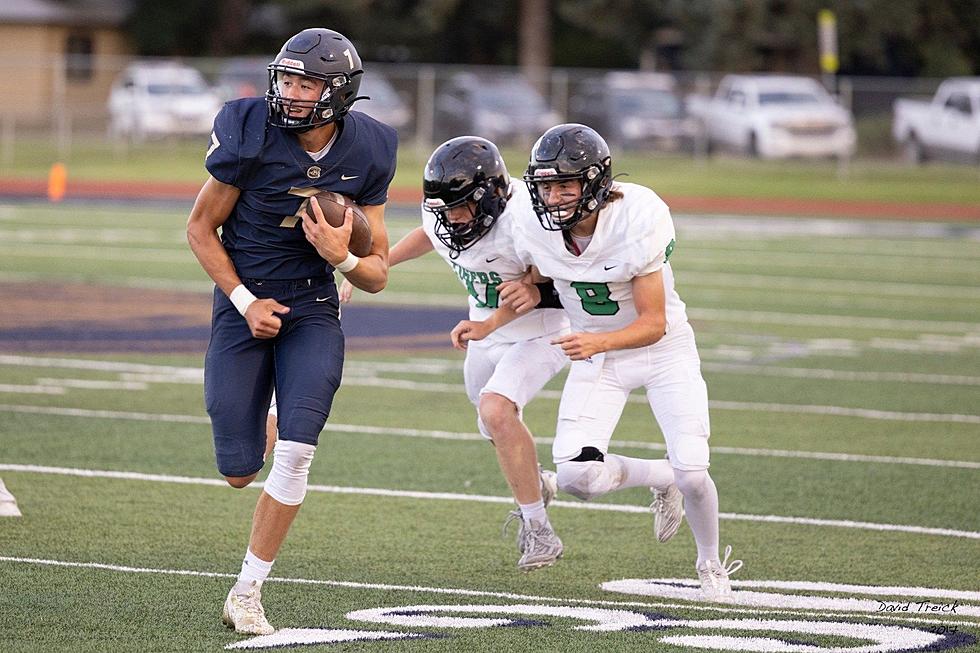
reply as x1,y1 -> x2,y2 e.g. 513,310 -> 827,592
305,191 -> 373,258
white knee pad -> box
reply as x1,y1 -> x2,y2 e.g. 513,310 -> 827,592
669,435 -> 710,471
263,439 -> 316,506
556,457 -> 624,501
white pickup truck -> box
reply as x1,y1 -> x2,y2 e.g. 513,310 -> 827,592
892,78 -> 980,164
687,74 -> 856,159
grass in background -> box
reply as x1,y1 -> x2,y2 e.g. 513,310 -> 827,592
2,134 -> 980,205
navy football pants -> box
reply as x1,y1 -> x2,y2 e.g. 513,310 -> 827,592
204,276 -> 344,478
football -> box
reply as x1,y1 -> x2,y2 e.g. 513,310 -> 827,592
305,191 -> 373,258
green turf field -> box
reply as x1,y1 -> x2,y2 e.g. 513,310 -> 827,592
0,202 -> 978,651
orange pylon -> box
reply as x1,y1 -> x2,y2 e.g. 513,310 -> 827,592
47,162 -> 67,202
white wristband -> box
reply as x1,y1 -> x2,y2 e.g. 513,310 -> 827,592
334,251 -> 360,274
229,284 -> 257,316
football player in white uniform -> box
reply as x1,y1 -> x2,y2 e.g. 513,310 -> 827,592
451,124 -> 741,602
340,136 -> 569,570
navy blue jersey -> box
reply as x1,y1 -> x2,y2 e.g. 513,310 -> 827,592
205,98 -> 398,279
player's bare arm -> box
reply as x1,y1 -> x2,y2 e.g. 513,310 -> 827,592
553,270 -> 667,360
339,226 -> 433,302
187,176 -> 290,339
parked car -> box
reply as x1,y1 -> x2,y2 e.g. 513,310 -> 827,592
215,57 -> 411,131
893,78 -> 980,164
356,74 -> 413,131
687,74 -> 856,159
569,72 -> 696,151
108,62 -> 223,140
433,73 -> 561,145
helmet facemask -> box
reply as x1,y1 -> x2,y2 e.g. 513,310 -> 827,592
425,185 -> 506,259
526,161 -> 611,231
523,123 -> 613,232
422,136 -> 510,258
266,66 -> 361,132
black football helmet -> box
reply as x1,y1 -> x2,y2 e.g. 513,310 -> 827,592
266,28 -> 363,132
423,137 -> 510,257
523,123 -> 613,231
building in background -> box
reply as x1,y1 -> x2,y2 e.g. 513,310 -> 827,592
0,0 -> 132,126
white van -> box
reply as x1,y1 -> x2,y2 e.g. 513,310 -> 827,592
108,62 -> 223,140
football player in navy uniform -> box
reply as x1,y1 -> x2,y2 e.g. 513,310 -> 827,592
186,28 -> 397,635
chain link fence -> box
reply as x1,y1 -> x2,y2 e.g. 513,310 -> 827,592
0,54 -> 954,171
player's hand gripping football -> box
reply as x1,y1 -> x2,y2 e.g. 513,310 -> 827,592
450,319 -> 493,350
497,280 -> 541,315
244,299 -> 290,339
302,196 -> 354,265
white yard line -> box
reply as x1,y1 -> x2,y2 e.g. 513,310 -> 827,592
689,307 -> 979,333
700,362 -> 980,386
342,290 -> 980,331
678,250 -> 975,275
1,463 -> 978,540
1,403 -> 978,469
0,227 -> 184,245
6,354 -> 980,388
36,378 -> 148,391
681,271 -> 980,300
340,376 -> 980,424
0,384 -> 65,395
11,359 -> 980,424
1,555 -> 977,628
0,244 -> 191,263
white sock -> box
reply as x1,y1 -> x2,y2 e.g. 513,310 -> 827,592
674,469 -> 720,567
519,499 -> 548,525
605,454 -> 675,491
234,548 -> 274,594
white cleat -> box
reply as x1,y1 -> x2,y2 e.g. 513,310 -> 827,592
696,545 -> 743,603
0,479 -> 21,517
222,581 -> 275,635
505,466 -> 561,555
650,484 -> 684,543
517,518 -> 564,571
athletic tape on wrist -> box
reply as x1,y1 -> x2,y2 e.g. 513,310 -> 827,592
334,251 -> 360,274
229,284 -> 257,316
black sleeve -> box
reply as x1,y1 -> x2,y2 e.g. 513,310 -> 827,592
534,281 -> 563,309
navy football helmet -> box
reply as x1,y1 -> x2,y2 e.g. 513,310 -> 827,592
523,123 -> 613,231
423,137 -> 510,257
266,28 -> 363,132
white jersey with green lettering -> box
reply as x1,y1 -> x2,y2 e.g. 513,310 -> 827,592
421,181 -> 568,344
513,182 -> 688,334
